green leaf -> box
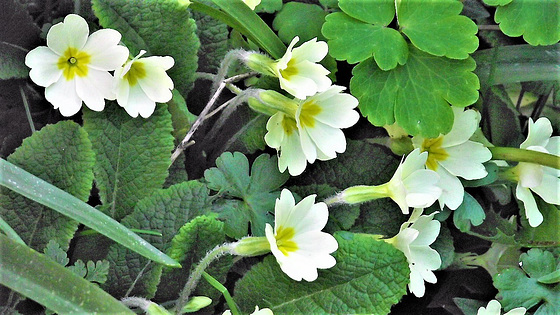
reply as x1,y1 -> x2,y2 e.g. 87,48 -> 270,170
43,240 -> 70,267
351,46 -> 480,137
68,260 -> 87,278
168,90 -> 197,143
83,102 -> 174,221
0,121 -> 94,250
0,0 -> 41,79
463,162 -> 499,187
0,159 -> 180,268
84,260 -> 110,284
485,0 -> 560,46
338,0 -> 394,25
204,152 -> 289,238
481,86 -> 524,147
103,181 -> 212,298
432,223 -> 455,270
235,232 -> 409,314
398,0 -> 479,59
192,0 -> 230,73
157,215 -> 232,303
0,234 -> 134,314
254,0 -> 283,13
518,198 -> 560,247
92,0 -> 199,95
0,215 -> 25,245
453,192 -> 486,232
273,2 -> 327,43
230,114 -> 268,154
494,248 -> 560,313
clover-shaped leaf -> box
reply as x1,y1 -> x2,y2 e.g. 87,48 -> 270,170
351,45 -> 480,137
484,0 -> 560,45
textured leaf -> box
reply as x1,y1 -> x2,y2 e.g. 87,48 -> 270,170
92,0 -> 200,96
0,121 -> 94,251
68,260 -> 88,278
156,215 -> 232,303
235,232 -> 409,314
453,192 -> 486,232
83,102 -> 174,221
273,2 -> 327,43
0,0 -> 41,79
485,0 -> 560,46
103,181 -> 212,298
494,249 -> 560,313
0,234 -> 134,314
43,241 -> 70,267
192,0 -> 230,73
351,46 -> 480,137
230,114 -> 268,154
205,152 -> 289,238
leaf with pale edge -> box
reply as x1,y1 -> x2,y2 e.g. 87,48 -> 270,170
0,121 -> 94,251
484,0 -> 560,46
83,102 -> 174,221
494,248 -> 560,313
205,152 -> 289,238
235,232 -> 409,314
453,192 -> 486,232
92,0 -> 200,96
156,215 -> 232,304
351,46 -> 480,137
103,181 -> 212,298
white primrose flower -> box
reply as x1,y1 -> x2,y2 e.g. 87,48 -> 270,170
477,300 -> 526,315
412,107 -> 492,210
242,0 -> 261,10
114,50 -> 175,118
25,14 -> 129,116
263,86 -> 359,176
385,209 -> 442,298
265,189 -> 338,282
510,117 -> 560,227
224,306 -> 273,315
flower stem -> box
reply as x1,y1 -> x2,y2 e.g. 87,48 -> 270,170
174,243 -> 233,314
19,85 -> 35,133
489,146 -> 560,169
202,272 -> 241,315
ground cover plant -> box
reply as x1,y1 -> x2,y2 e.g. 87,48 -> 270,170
0,0 -> 559,314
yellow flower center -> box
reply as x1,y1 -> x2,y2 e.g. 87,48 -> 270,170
275,226 -> 298,256
57,47 -> 91,80
123,61 -> 147,86
298,100 -> 322,128
282,116 -> 298,136
280,59 -> 298,80
420,136 -> 449,171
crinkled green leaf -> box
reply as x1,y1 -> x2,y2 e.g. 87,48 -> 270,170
484,0 -> 560,45
0,0 -> 40,79
43,240 -> 70,267
519,198 -> 560,247
230,114 -> 268,154
351,46 -> 480,137
205,152 -> 289,238
398,0 -> 479,59
273,2 -> 327,43
453,192 -> 486,232
494,248 -> 560,313
235,232 -> 409,314
92,0 -> 200,95
0,121 -> 94,251
192,0 -> 230,73
156,215 -> 232,304
104,181 -> 212,298
83,102 -> 174,221
165,153 -> 189,188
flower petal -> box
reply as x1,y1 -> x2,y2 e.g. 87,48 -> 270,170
25,47 -> 62,87
264,112 -> 286,149
312,93 -> 360,129
137,58 -> 175,102
301,123 -> 347,159
44,80 -> 82,116
516,185 -> 543,227
46,14 -> 89,55
83,29 -> 129,71
291,38 -> 329,63
75,69 -> 113,111
124,83 -> 157,118
439,141 -> 492,180
435,166 -> 464,210
517,162 -> 544,189
441,107 -> 481,147
279,130 -> 307,176
521,117 -> 553,149
274,189 -> 297,228
531,171 -> 560,205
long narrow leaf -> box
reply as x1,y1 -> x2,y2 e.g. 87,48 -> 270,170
0,158 -> 180,268
0,215 -> 25,245
0,234 -> 134,314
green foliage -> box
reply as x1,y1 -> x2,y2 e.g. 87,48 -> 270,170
0,234 -> 133,314
157,215 -> 231,303
351,46 -> 480,137
494,248 -> 560,313
192,0 -> 230,73
103,181 -> 212,298
0,0 -> 40,79
44,240 -> 70,266
204,152 -> 289,238
92,0 -> 200,96
484,0 -> 560,46
453,192 -> 486,232
481,86 -> 524,147
0,121 -> 94,251
235,232 -> 409,314
519,198 -> 560,247
168,90 -> 197,143
432,223 -> 455,270
254,0 -> 283,14
83,102 -> 174,221
273,2 -> 327,43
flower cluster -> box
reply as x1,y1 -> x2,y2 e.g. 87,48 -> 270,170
25,14 -> 174,118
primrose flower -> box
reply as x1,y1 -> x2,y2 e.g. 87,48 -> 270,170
507,117 -> 560,227
261,86 -> 359,175
477,300 -> 526,315
25,14 -> 129,116
224,306 -> 272,315
242,0 -> 261,10
114,50 -> 175,118
265,189 -> 338,282
385,209 -> 441,298
412,107 -> 492,210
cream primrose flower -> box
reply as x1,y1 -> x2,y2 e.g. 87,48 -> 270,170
326,149 -> 441,214
242,0 -> 261,10
385,209 -> 442,298
258,86 -> 359,176
265,189 -> 338,282
412,107 -> 492,210
477,300 -> 526,315
224,306 -> 273,315
25,14 -> 129,116
506,117 -> 560,227
114,50 -> 174,118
